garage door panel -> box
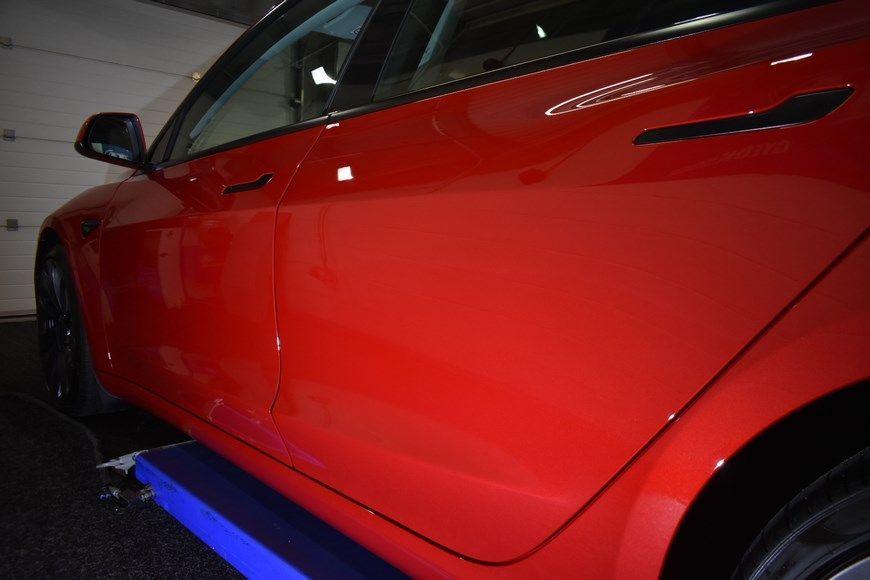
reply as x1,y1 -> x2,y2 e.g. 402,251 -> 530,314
0,270 -> 32,286
0,0 -> 242,315
0,240 -> 37,257
1,50 -> 193,102
0,182 -> 96,199
0,298 -> 36,315
4,57 -> 193,108
0,139 -> 79,158
1,166 -> 115,188
0,151 -> 126,174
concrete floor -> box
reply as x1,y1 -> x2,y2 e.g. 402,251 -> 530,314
0,317 -> 240,577
0,318 -> 191,458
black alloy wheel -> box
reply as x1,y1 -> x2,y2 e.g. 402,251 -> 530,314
735,446 -> 870,580
36,251 -> 80,408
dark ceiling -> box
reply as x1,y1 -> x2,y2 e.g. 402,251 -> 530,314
150,0 -> 280,25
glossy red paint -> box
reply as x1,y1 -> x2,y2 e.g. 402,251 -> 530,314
39,0 -> 869,576
98,128 -> 322,461
501,231 -> 870,579
41,181 -> 128,373
272,3 -> 870,562
95,229 -> 870,577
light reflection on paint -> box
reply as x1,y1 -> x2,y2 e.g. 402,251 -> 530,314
546,74 -> 652,116
542,73 -> 697,116
337,166 -> 354,181
771,52 -> 812,66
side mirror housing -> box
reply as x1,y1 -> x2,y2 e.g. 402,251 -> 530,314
75,113 -> 146,169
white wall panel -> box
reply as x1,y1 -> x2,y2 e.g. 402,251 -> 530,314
0,0 -> 243,315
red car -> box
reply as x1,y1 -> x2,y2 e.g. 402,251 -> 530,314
36,0 -> 869,576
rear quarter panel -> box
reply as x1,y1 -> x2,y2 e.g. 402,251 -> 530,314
507,231 -> 870,579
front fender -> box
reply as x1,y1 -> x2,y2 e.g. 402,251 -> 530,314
38,181 -> 124,374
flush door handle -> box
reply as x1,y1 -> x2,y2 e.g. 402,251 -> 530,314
634,87 -> 854,145
223,173 -> 274,195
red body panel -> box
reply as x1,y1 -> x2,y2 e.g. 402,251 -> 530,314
42,181 -> 127,373
98,129 -> 322,459
95,232 -> 870,577
272,4 -> 870,561
504,232 -> 870,579
40,0 -> 870,576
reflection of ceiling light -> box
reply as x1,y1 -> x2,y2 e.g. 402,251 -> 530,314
311,66 -> 337,85
337,166 -> 354,181
771,52 -> 812,65
536,25 -> 546,39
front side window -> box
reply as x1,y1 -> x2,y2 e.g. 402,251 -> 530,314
375,0 -> 776,100
169,0 -> 374,161
147,115 -> 176,165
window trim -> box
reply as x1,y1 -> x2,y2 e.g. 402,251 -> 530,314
326,0 -> 411,113
327,0 -> 839,123
144,0 -> 839,173
145,0 -> 383,172
145,113 -> 178,167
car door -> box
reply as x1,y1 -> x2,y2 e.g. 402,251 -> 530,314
270,0 -> 870,562
99,0 -> 377,460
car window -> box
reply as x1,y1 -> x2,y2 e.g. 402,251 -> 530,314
375,0 -> 776,100
169,0 -> 374,161
147,116 -> 175,164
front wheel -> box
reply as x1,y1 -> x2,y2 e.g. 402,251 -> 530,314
735,446 -> 870,580
35,244 -> 122,416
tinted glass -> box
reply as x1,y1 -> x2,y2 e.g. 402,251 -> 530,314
376,0 -> 772,100
147,117 -> 175,164
169,0 -> 373,161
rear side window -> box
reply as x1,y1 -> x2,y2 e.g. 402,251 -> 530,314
168,0 -> 374,161
375,0 -> 779,100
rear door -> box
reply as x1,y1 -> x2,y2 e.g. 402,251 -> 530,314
100,0 -> 376,460
270,0 -> 870,562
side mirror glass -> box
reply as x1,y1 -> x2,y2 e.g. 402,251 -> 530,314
74,113 -> 146,169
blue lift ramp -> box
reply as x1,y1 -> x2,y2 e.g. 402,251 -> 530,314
135,442 -> 406,579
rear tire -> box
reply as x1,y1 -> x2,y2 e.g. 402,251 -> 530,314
734,447 -> 870,580
35,244 -> 123,416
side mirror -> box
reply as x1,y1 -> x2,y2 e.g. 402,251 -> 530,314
74,113 -> 146,169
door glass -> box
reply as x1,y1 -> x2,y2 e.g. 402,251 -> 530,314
147,115 -> 176,164
375,0 -> 775,100
169,0 -> 374,160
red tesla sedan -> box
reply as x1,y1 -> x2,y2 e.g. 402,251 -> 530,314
36,0 -> 869,576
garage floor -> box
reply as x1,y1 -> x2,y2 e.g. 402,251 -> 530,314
0,319 -> 241,578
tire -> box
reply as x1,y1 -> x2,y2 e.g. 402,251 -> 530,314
734,447 -> 870,580
35,244 -> 123,416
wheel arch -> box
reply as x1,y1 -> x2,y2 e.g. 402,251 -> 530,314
35,212 -> 112,376
661,379 -> 870,578
35,226 -> 62,265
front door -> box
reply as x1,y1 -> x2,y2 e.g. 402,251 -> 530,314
100,0 -> 375,459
